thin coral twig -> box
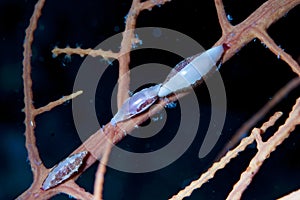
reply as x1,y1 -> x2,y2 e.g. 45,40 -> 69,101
169,112 -> 283,200
52,47 -> 119,59
226,98 -> 300,200
254,29 -> 300,76
34,91 -> 83,115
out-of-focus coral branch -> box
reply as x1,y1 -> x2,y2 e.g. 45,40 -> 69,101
93,141 -> 113,200
235,103 -> 300,198
217,77 -> 300,159
226,97 -> 300,199
169,112 -> 283,200
278,188 -> 300,200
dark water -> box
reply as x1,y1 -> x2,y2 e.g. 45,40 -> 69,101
0,0 -> 299,199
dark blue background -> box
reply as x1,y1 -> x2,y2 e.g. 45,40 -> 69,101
0,0 -> 299,199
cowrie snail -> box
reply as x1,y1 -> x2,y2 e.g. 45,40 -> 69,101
110,44 -> 229,125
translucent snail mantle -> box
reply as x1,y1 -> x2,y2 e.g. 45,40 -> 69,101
110,44 -> 228,126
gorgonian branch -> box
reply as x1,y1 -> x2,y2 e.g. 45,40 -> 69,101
23,0 -> 47,180
19,0 -> 300,199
